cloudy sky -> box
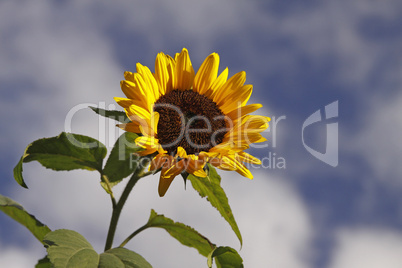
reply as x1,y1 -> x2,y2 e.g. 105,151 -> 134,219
1,0 -> 402,267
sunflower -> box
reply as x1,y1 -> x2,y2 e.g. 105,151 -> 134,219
115,48 -> 270,196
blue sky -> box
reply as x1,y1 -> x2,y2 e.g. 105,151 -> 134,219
1,1 -> 402,267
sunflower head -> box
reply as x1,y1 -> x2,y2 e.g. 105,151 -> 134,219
115,48 -> 270,196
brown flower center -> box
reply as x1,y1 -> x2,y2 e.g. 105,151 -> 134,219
154,89 -> 227,155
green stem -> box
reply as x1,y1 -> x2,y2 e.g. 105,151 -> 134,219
102,174 -> 117,208
104,164 -> 153,251
118,223 -> 149,248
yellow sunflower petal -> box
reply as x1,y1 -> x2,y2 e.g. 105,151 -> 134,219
136,63 -> 160,101
116,122 -> 141,133
220,84 -> 253,114
213,71 -> 246,106
194,53 -> 220,95
176,146 -> 188,158
210,140 -> 249,154
135,136 -> 159,152
124,71 -> 135,82
193,168 -> 207,178
226,103 -> 263,121
151,111 -> 159,134
210,156 -> 237,171
207,67 -> 229,99
165,55 -> 176,94
114,97 -> 132,109
210,160 -> 235,171
132,73 -> 156,109
120,80 -> 150,110
149,154 -> 172,172
159,159 -> 186,196
236,152 -> 262,165
149,154 -> 163,171
198,151 -> 220,162
224,155 -> 253,179
185,156 -> 206,176
231,115 -> 271,133
155,52 -> 169,95
237,115 -> 270,132
138,111 -> 159,137
243,117 -> 270,131
126,104 -> 151,121
175,48 -> 195,90
226,131 -> 267,145
164,159 -> 186,178
136,147 -> 157,156
234,163 -> 253,179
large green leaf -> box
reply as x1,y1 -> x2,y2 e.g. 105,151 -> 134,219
89,106 -> 129,124
98,252 -> 125,268
44,229 -> 99,268
101,132 -> 141,191
99,248 -> 152,268
145,209 -> 215,257
208,247 -> 243,268
44,229 -> 152,268
188,164 -> 242,246
14,132 -> 107,188
0,194 -> 51,244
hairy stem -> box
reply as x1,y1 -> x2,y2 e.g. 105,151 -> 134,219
104,163 -> 153,251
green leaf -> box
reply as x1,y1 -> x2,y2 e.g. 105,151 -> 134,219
188,164 -> 242,246
100,248 -> 152,268
145,209 -> 215,257
0,194 -> 51,244
44,229 -> 99,268
98,252 -> 124,268
101,132 -> 141,191
14,157 -> 27,188
208,247 -> 243,268
89,106 -> 129,124
44,229 -> 152,268
14,132 -> 107,188
35,256 -> 52,268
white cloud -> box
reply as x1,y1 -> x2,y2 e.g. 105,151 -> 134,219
329,228 -> 402,268
348,92 -> 402,185
282,0 -> 401,84
0,243 -> 45,268
224,171 -> 313,268
0,0 -> 122,151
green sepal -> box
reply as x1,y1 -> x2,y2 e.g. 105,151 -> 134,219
181,171 -> 189,189
0,194 -> 51,244
188,164 -> 243,246
13,132 -> 107,188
